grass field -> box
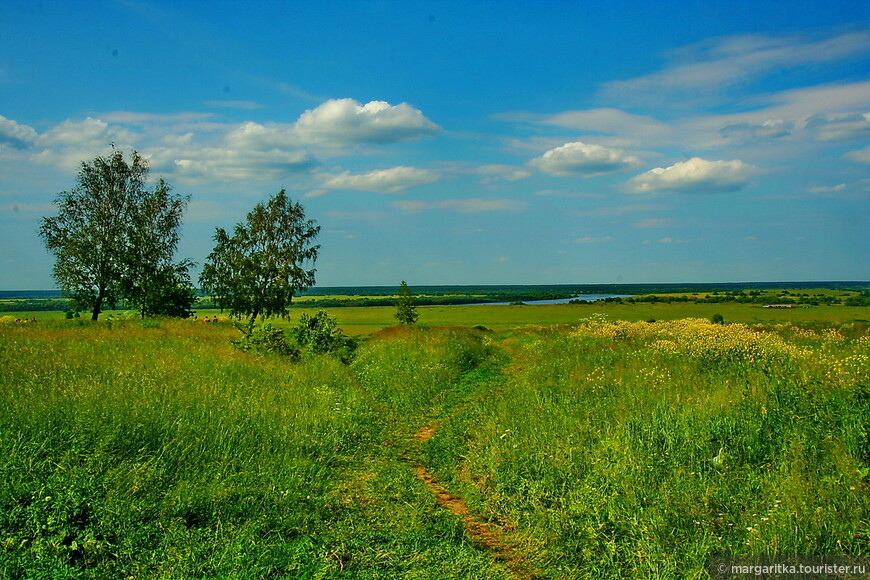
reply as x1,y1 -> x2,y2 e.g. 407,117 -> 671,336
1,313 -> 868,578
12,301 -> 870,335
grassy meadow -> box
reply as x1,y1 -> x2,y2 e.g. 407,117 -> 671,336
11,299 -> 870,335
1,310 -> 868,578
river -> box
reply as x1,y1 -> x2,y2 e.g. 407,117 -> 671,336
466,294 -> 633,306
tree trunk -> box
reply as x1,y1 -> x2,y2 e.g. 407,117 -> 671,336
92,287 -> 104,321
248,308 -> 259,329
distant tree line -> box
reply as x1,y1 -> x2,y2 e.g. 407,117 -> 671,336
0,299 -> 70,312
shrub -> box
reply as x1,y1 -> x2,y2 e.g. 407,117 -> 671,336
231,323 -> 300,358
292,310 -> 356,363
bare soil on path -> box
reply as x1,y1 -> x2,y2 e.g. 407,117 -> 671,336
410,422 -> 544,580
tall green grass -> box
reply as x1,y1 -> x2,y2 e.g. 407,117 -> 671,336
0,320 -> 509,578
0,320 -> 379,578
3,318 -> 867,578
424,320 -> 870,578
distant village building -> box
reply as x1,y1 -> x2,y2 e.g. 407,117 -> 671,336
763,304 -> 795,309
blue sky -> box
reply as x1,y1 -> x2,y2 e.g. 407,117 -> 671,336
1,0 -> 868,289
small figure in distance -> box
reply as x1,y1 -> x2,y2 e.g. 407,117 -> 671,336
204,316 -> 210,323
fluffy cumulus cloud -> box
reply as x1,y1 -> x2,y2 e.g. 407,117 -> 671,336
625,158 -> 760,194
0,115 -> 38,149
26,118 -> 140,171
37,117 -> 136,148
314,166 -> 439,195
390,198 -> 527,213
224,122 -> 290,149
228,99 -> 440,150
529,141 -> 642,177
0,98 -> 440,185
295,99 -> 439,145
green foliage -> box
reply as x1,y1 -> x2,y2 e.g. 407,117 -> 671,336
199,190 -> 320,327
394,280 -> 418,325
710,312 -> 725,324
231,323 -> 299,358
232,311 -> 356,362
38,147 -> 192,321
120,179 -> 194,319
291,310 -> 356,362
142,270 -> 197,318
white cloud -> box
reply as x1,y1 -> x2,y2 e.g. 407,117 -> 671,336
634,218 -> 672,229
166,147 -> 316,184
680,82 -> 870,148
295,99 -> 439,145
224,122 -> 287,149
625,158 -> 760,194
529,141 -> 642,177
0,115 -> 38,149
25,118 -> 139,172
37,117 -> 136,149
228,98 -> 440,150
806,112 -> 870,141
575,236 -> 614,243
808,183 -> 847,194
391,198 -> 527,213
542,108 -> 671,141
719,118 -> 795,143
603,31 -> 870,104
845,145 -> 870,164
314,166 -> 439,195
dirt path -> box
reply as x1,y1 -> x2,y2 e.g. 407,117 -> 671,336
411,422 -> 544,580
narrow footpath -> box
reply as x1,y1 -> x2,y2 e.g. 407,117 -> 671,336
409,420 -> 543,580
